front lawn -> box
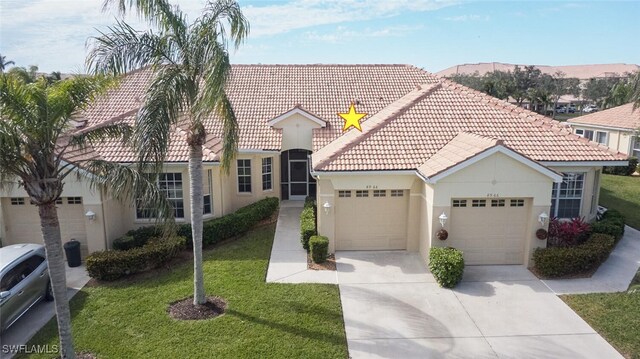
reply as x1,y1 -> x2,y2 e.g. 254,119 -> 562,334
562,293 -> 640,358
600,174 -> 640,230
25,224 -> 348,358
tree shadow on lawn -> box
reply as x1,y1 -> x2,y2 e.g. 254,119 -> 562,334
600,187 -> 640,229
226,308 -> 346,345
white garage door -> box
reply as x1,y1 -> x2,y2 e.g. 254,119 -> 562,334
2,197 -> 88,255
335,189 -> 408,250
448,198 -> 528,265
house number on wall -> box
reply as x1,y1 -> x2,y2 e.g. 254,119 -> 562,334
486,193 -> 500,198
365,185 -> 378,189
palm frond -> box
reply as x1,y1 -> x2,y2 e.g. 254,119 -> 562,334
86,19 -> 175,75
200,0 -> 250,49
215,91 -> 238,173
133,65 -> 192,169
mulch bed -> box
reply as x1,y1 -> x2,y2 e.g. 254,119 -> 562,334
168,296 -> 227,321
307,254 -> 336,271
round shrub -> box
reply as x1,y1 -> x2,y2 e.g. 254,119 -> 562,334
428,247 -> 464,288
309,235 -> 329,263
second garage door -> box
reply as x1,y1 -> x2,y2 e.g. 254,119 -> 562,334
448,198 -> 529,265
335,189 -> 408,250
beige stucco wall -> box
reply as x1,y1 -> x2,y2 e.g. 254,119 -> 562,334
220,153 -> 281,214
570,124 -> 634,155
426,152 -> 555,267
315,173 -> 418,254
271,113 -> 323,152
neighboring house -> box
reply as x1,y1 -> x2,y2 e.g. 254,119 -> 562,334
567,103 -> 640,158
437,62 -> 640,80
0,65 -> 627,267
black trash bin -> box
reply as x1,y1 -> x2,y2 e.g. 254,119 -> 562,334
64,239 -> 82,267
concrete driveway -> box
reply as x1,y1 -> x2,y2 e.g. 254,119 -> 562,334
336,251 -> 622,359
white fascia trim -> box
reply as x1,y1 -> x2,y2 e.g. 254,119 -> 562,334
267,108 -> 326,128
567,122 -> 635,132
426,146 -> 564,184
311,170 -> 416,177
541,161 -> 629,167
237,149 -> 281,154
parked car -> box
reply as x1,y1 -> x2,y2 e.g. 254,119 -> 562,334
567,104 -> 576,113
583,105 -> 598,113
555,106 -> 566,114
0,244 -> 52,332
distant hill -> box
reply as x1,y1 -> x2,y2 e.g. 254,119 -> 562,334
437,62 -> 639,80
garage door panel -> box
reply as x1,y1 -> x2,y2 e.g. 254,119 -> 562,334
335,191 -> 408,250
449,198 -> 528,265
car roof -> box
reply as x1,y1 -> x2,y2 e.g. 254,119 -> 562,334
0,244 -> 45,272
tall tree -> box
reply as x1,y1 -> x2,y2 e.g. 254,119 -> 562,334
0,53 -> 15,72
89,0 -> 249,305
511,65 -> 541,106
0,73 -> 171,359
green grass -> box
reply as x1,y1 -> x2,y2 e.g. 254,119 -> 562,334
562,293 -> 640,358
553,112 -> 584,122
599,174 -> 640,230
24,224 -> 348,358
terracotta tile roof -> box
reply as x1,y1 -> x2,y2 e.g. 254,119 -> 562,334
78,64 -> 625,170
79,64 -> 437,162
437,62 -> 639,80
417,132 -> 499,178
312,78 -> 626,172
567,103 -> 640,131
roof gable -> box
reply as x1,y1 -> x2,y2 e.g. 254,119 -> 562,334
268,105 -> 327,128
417,134 -> 563,183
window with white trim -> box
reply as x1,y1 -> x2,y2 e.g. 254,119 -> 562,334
390,190 -> 404,197
472,199 -> 486,207
355,190 -> 368,197
338,190 -> 351,198
237,159 -> 252,193
10,198 -> 25,205
136,173 -> 184,219
575,129 -> 584,136
67,197 -> 82,204
595,131 -> 608,145
583,130 -> 594,141
510,199 -> 525,207
551,172 -> 585,219
452,199 -> 467,207
491,199 -> 505,207
262,157 -> 272,191
203,169 -> 212,215
373,190 -> 386,197
632,135 -> 640,158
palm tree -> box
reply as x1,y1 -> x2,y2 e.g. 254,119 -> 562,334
630,71 -> 640,109
88,0 -> 249,305
0,53 -> 15,72
0,73 -> 172,359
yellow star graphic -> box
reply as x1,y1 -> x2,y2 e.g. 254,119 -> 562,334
338,103 -> 367,132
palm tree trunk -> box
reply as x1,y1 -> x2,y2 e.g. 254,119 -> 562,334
189,144 -> 206,305
38,202 -> 76,359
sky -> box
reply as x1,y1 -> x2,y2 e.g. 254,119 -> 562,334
1,0 -> 639,74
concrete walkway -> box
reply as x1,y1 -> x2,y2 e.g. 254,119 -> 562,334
0,264 -> 90,359
265,201 -> 337,284
338,252 -> 622,359
542,225 -> 640,294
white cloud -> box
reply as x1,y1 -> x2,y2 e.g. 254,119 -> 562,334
303,24 -> 424,43
443,14 -> 489,22
243,0 -> 458,36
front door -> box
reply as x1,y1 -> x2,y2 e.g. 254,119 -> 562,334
289,160 -> 308,200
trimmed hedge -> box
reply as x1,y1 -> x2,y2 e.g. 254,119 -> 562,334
87,236 -> 187,281
428,247 -> 464,288
592,209 -> 625,241
112,235 -> 143,251
603,156 -> 638,176
121,197 -> 280,248
533,233 -> 615,278
300,198 -> 316,251
309,235 -> 329,263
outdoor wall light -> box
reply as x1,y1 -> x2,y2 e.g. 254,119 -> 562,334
323,202 -> 332,215
438,212 -> 448,228
538,212 -> 549,226
85,210 -> 96,222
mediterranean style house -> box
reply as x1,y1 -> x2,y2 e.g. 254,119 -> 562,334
0,65 -> 627,267
567,103 -> 640,158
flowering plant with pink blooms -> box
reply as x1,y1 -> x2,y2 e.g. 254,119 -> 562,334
547,217 -> 591,247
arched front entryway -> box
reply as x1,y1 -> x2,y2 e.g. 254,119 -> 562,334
280,149 -> 315,200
